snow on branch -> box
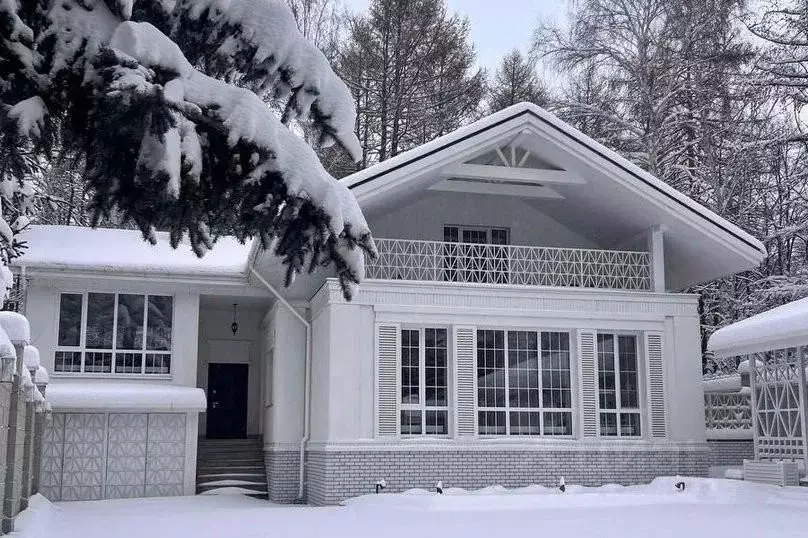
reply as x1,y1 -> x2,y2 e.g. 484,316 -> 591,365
109,21 -> 370,242
178,0 -> 362,160
7,96 -> 47,138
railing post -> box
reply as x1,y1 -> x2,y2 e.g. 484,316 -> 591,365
647,225 -> 667,292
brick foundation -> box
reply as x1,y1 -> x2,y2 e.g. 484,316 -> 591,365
302,447 -> 711,506
707,439 -> 754,467
264,450 -> 300,503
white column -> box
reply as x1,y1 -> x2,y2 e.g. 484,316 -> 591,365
647,225 -> 667,293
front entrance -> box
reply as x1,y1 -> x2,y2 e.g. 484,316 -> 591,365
206,363 -> 249,438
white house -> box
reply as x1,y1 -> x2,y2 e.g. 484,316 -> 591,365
19,103 -> 765,505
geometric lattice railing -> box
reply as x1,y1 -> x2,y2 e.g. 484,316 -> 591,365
751,348 -> 808,464
704,392 -> 753,436
366,238 -> 652,291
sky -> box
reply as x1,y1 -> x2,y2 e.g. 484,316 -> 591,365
343,0 -> 570,71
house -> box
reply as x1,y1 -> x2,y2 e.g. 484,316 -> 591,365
19,103 -> 765,505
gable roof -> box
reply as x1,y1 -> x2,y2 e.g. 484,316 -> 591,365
343,103 -> 766,289
14,225 -> 252,283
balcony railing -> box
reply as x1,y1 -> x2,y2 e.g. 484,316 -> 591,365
365,238 -> 652,291
705,392 -> 753,438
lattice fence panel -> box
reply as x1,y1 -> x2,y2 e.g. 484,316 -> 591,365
704,392 -> 752,432
751,347 -> 808,463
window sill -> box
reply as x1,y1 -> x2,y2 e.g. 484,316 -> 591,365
49,372 -> 173,381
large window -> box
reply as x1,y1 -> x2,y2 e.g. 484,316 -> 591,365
476,329 -> 572,436
55,293 -> 173,375
400,328 -> 449,435
597,333 -> 641,437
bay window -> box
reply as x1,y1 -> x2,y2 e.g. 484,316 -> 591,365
597,333 -> 641,437
476,329 -> 573,436
400,328 -> 449,435
55,292 -> 173,375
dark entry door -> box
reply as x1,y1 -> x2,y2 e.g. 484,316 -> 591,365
206,363 -> 248,439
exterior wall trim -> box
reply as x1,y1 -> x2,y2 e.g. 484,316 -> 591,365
305,440 -> 710,453
311,279 -> 699,320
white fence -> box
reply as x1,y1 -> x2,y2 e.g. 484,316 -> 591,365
366,238 -> 652,290
704,392 -> 753,439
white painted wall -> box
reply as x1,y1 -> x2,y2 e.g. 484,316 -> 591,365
367,190 -> 599,249
309,302 -> 375,442
25,276 -> 200,388
263,304 -> 306,447
197,307 -> 267,437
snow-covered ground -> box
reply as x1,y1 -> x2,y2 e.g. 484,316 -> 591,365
14,477 -> 808,538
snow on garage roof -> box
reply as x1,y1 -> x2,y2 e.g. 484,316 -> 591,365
47,382 -> 207,411
708,297 -> 808,357
14,225 -> 253,279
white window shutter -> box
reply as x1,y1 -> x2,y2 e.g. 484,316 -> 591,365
454,326 -> 477,437
375,323 -> 400,438
645,332 -> 667,438
577,329 -> 598,438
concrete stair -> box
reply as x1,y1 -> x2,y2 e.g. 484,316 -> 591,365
196,438 -> 268,499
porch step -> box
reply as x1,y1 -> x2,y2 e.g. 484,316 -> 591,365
196,438 -> 268,499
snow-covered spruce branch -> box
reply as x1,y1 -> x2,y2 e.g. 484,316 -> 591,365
2,0 -> 378,299
92,21 -> 376,297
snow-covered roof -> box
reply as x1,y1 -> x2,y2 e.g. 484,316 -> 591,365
344,103 -> 766,289
14,225 -> 252,281
708,297 -> 808,357
47,382 -> 206,411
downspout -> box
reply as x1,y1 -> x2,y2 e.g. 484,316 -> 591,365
248,267 -> 311,502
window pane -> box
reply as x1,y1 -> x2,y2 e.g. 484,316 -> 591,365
86,293 -> 114,349
116,294 -> 144,350
543,411 -> 572,436
425,328 -> 448,407
146,296 -> 173,351
620,413 -> 641,437
618,336 -> 639,408
400,410 -> 422,435
54,351 -> 82,373
491,229 -> 509,245
145,353 -> 171,375
542,332 -> 572,409
425,410 -> 448,435
115,352 -> 143,374
477,330 -> 505,409
597,334 -> 616,409
84,351 -> 112,373
509,411 -> 541,435
600,412 -> 618,436
401,329 -> 419,405
478,410 -> 506,435
507,331 -> 539,409
443,226 -> 459,243
57,294 -> 83,347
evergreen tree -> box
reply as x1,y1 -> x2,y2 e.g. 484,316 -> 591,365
0,0 -> 376,298
488,49 -> 548,113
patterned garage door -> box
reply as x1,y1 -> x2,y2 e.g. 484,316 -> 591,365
40,412 -> 187,501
